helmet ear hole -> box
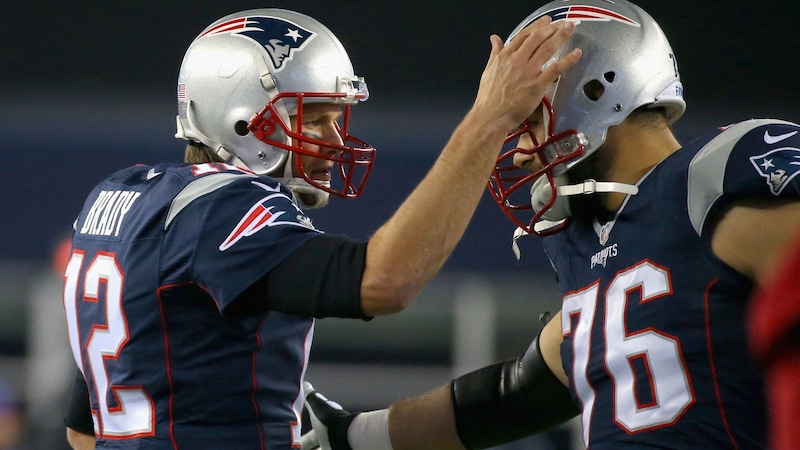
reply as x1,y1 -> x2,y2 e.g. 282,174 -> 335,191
604,71 -> 616,82
234,121 -> 250,136
583,79 -> 605,101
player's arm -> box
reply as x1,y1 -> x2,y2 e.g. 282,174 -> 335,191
227,17 -> 580,321
711,199 -> 800,283
385,311 -> 574,450
698,121 -> 800,284
64,368 -> 95,450
67,428 -> 95,450
303,311 -> 578,450
229,234 -> 369,319
358,18 -> 581,317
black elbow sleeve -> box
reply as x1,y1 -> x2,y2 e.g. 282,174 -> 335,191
64,368 -> 94,435
450,333 -> 580,449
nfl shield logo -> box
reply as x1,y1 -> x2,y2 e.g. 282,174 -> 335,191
599,221 -> 611,246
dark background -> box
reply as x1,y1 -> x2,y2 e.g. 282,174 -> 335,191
1,0 -> 798,273
0,3 -> 796,448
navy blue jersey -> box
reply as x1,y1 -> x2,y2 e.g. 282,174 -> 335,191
543,119 -> 800,449
63,162 -> 330,449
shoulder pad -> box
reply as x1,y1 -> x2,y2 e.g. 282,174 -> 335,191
165,172 -> 257,229
687,119 -> 800,235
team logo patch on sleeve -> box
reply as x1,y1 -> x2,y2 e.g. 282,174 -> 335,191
196,16 -> 315,72
219,181 -> 317,251
220,203 -> 286,251
749,147 -> 800,195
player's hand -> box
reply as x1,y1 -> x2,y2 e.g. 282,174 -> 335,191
302,381 -> 359,450
474,16 -> 581,133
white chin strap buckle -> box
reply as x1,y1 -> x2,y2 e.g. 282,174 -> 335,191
557,179 -> 639,196
513,178 -> 639,259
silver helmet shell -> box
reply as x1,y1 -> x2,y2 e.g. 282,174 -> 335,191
175,9 -> 375,208
489,0 -> 685,234
509,0 -> 685,172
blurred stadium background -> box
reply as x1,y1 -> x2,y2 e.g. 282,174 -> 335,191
0,1 -> 796,448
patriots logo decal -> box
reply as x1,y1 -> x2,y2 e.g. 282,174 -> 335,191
534,5 -> 640,27
219,181 -> 318,251
749,147 -> 800,195
219,203 -> 285,251
197,16 -> 316,72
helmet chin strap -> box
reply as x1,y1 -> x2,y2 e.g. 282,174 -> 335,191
511,176 -> 639,259
531,175 -> 639,222
276,155 -> 330,210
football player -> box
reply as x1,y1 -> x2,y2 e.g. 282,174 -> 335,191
300,0 -> 800,448
62,7 -> 580,450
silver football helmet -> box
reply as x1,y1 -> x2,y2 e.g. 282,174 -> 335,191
488,0 -> 686,234
175,9 -> 376,209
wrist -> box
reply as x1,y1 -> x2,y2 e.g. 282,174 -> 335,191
347,409 -> 393,450
462,106 -> 518,141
